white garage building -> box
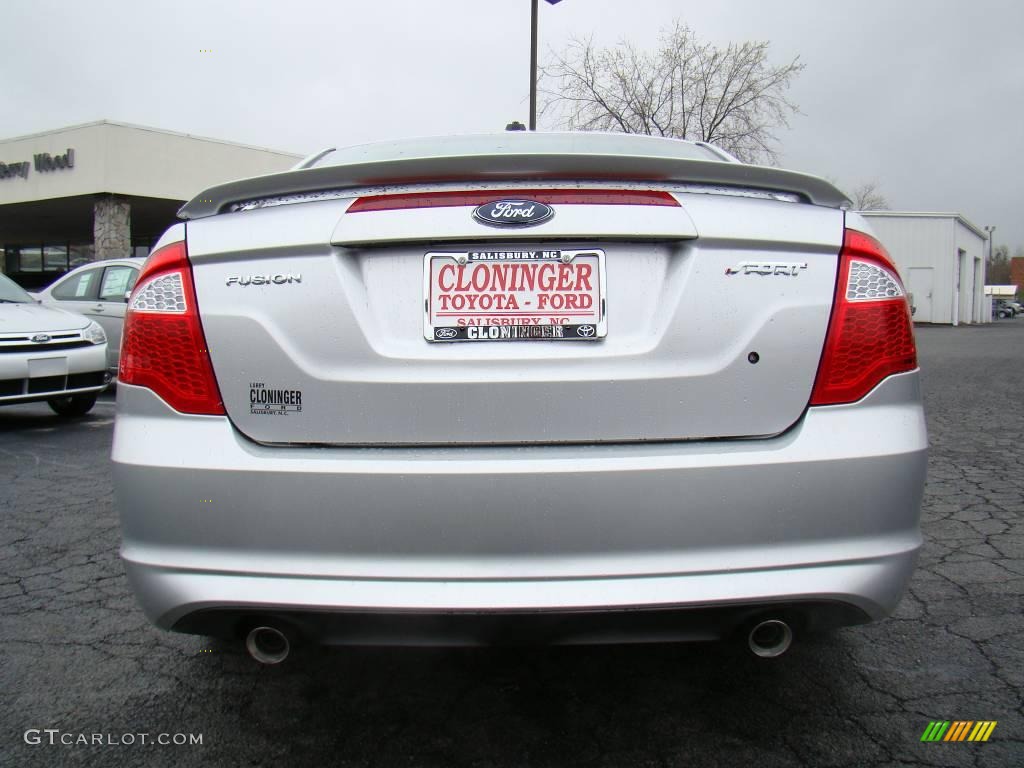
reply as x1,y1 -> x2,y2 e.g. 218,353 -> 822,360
860,212 -> 989,325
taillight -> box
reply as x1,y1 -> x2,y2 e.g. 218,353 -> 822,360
119,240 -> 224,415
346,189 -> 680,213
810,228 -> 917,406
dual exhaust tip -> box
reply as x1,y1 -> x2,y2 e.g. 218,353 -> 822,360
245,618 -> 793,663
747,619 -> 793,658
245,625 -> 291,665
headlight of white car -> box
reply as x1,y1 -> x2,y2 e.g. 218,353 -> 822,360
82,320 -> 107,345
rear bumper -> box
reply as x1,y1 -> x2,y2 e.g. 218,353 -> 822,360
170,601 -> 872,646
113,372 -> 927,642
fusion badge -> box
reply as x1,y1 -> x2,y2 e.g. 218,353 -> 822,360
226,274 -> 302,286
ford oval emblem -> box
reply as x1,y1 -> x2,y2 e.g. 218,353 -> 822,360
31,333 -> 51,343
472,199 -> 554,228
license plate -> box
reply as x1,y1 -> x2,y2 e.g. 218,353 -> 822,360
424,248 -> 607,342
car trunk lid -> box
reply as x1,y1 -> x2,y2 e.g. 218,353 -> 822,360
187,185 -> 843,445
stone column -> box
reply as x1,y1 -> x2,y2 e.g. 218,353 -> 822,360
93,195 -> 131,261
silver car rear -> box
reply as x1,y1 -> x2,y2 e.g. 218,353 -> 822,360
113,133 -> 926,656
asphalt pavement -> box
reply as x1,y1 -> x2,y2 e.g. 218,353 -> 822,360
1,322 -> 1022,767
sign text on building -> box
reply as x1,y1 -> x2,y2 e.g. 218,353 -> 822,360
0,148 -> 75,180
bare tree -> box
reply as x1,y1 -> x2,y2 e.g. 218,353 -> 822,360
540,22 -> 804,164
987,244 -> 1011,284
851,181 -> 890,211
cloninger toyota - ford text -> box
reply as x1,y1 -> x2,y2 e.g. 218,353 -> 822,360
113,133 -> 927,663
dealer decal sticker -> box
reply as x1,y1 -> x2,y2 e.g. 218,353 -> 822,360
249,382 -> 302,415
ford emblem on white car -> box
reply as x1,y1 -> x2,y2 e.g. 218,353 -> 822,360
31,333 -> 51,343
473,199 -> 554,228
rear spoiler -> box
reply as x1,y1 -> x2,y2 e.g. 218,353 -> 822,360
179,141 -> 851,220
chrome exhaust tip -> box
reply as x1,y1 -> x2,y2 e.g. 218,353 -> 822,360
245,625 -> 291,664
747,619 -> 793,658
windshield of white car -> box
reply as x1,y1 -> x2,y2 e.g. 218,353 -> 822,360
0,273 -> 34,303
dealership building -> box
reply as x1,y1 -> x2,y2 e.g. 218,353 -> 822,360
0,121 -> 302,288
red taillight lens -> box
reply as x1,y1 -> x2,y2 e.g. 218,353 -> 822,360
119,240 -> 224,415
346,189 -> 680,213
810,229 -> 917,406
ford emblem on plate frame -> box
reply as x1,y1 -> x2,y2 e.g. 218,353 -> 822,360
472,199 -> 554,228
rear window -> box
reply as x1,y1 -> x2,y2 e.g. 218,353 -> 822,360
99,266 -> 138,301
52,268 -> 101,301
313,133 -> 725,169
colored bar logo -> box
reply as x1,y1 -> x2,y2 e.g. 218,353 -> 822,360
921,721 -> 997,742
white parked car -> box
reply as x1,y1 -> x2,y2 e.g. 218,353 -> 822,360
34,257 -> 145,372
0,273 -> 109,416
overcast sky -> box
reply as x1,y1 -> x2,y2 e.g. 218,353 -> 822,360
3,0 -> 1022,247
